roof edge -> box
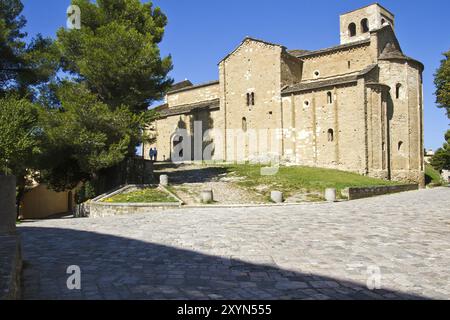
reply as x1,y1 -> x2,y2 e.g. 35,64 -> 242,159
341,3 -> 395,18
218,37 -> 286,64
167,80 -> 219,95
292,39 -> 371,59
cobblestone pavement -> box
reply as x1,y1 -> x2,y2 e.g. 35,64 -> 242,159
19,188 -> 450,300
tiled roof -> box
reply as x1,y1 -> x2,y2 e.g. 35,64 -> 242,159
378,43 -> 424,70
168,80 -> 193,92
282,75 -> 358,94
167,80 -> 219,95
159,99 -> 220,117
287,49 -> 311,56
282,64 -> 377,94
289,39 -> 371,59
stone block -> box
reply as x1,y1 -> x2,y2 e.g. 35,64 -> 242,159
0,175 -> 16,235
271,191 -> 283,203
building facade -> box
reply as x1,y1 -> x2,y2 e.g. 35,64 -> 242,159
147,4 -> 425,185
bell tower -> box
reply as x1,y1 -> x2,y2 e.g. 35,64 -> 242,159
340,3 -> 395,45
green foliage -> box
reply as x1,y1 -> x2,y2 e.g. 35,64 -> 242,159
425,164 -> 443,186
37,83 -> 148,191
0,0 -> 59,97
57,0 -> 173,112
102,187 -> 177,203
0,94 -> 38,175
224,164 -> 399,197
434,50 -> 450,119
75,181 -> 96,204
430,130 -> 450,172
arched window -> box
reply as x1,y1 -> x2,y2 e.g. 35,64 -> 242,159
242,117 -> 247,132
395,83 -> 402,99
361,18 -> 369,33
327,92 -> 333,104
348,23 -> 357,37
328,129 -> 334,142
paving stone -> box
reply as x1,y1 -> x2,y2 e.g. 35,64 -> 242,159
18,188 -> 450,300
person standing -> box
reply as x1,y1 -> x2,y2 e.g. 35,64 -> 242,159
149,148 -> 154,161
154,148 -> 158,162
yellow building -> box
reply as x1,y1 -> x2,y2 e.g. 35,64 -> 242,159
20,184 -> 75,220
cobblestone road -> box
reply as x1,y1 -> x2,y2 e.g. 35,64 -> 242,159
19,188 -> 450,300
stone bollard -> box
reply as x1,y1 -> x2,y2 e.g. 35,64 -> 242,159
201,190 -> 214,203
0,175 -> 17,234
159,174 -> 169,186
325,188 -> 337,202
271,191 -> 283,203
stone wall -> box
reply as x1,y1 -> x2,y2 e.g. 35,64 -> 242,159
301,44 -> 373,81
0,176 -> 22,300
0,235 -> 22,300
167,82 -> 219,107
340,4 -> 394,45
89,202 -> 181,218
343,184 -> 419,200
281,81 -> 367,173
88,185 -> 183,218
0,176 -> 16,234
220,38 -> 284,161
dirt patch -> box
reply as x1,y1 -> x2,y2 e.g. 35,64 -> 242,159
154,163 -> 265,205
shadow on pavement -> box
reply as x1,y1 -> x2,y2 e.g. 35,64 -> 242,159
19,226 -> 429,300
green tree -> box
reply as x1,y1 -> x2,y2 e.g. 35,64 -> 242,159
430,130 -> 450,172
57,0 -> 173,113
0,95 -> 40,213
434,50 -> 450,118
0,0 -> 59,97
37,83 -> 153,191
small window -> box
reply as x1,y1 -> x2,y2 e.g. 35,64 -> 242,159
327,92 -> 333,104
251,92 -> 255,106
242,117 -> 247,132
398,141 -> 403,151
348,61 -> 351,69
328,129 -> 334,142
395,83 -> 402,99
314,70 -> 320,78
246,93 -> 250,106
304,100 -> 310,107
361,18 -> 369,33
348,23 -> 357,37
381,18 -> 386,25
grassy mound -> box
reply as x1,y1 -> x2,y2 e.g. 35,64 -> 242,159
102,187 -> 177,203
425,164 -> 443,187
224,164 -> 399,197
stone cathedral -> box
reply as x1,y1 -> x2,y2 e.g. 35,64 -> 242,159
147,3 -> 425,185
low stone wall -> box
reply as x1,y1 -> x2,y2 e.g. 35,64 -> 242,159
88,185 -> 183,218
89,202 -> 181,218
0,175 -> 22,300
343,184 -> 419,200
0,235 -> 22,300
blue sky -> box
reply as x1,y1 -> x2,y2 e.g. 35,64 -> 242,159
21,0 -> 449,150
